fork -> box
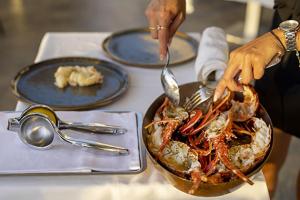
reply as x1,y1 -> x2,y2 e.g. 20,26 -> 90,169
183,84 -> 214,112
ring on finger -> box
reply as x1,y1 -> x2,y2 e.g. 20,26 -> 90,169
237,76 -> 242,83
156,25 -> 168,30
148,26 -> 157,30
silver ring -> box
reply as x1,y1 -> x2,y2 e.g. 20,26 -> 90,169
237,76 -> 242,82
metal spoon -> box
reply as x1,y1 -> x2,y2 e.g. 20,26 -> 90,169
8,113 -> 129,154
161,48 -> 180,106
21,105 -> 127,135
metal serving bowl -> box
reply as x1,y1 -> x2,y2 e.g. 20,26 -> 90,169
142,82 -> 273,197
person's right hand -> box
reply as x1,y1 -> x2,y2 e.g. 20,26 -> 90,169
214,30 -> 285,102
145,0 -> 186,60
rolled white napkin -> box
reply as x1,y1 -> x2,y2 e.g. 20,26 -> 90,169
195,27 -> 229,83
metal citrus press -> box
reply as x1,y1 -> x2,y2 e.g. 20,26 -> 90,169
7,105 -> 129,154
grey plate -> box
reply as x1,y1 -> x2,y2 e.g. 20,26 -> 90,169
12,57 -> 128,110
102,28 -> 199,67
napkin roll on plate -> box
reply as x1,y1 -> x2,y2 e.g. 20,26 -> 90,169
195,27 -> 229,83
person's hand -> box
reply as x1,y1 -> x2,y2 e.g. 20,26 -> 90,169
145,0 -> 186,60
213,30 -> 285,101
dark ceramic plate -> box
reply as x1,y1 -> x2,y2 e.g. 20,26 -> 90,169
102,28 -> 198,67
12,57 -> 128,110
142,82 -> 273,196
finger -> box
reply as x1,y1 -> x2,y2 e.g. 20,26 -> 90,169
145,9 -> 158,39
252,59 -> 265,80
214,67 -> 241,102
158,13 -> 172,60
227,78 -> 243,92
223,61 -> 243,91
241,55 -> 254,84
223,57 -> 240,81
222,60 -> 241,84
214,79 -> 227,102
214,75 -> 242,102
158,28 -> 169,60
214,53 -> 243,101
169,12 -> 185,41
149,18 -> 158,39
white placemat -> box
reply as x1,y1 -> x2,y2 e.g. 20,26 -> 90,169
0,110 -> 141,174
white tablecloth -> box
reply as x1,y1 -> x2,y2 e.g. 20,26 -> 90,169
2,32 -> 270,200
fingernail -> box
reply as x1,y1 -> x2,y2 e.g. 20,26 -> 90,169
160,54 -> 164,61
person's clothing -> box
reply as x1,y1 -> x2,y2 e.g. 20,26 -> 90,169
274,0 -> 300,21
255,4 -> 300,138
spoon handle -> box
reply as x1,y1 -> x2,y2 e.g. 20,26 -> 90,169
57,131 -> 129,154
59,121 -> 127,135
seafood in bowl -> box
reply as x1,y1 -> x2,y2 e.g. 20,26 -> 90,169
143,82 -> 273,196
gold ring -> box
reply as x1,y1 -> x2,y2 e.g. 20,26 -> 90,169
156,25 -> 168,30
148,26 -> 157,30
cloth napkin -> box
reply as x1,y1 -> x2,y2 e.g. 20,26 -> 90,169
195,27 -> 229,83
0,110 -> 142,174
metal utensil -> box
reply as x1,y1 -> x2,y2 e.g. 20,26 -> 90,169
7,113 -> 129,154
161,48 -> 180,106
21,105 -> 127,135
183,83 -> 214,112
184,52 -> 283,112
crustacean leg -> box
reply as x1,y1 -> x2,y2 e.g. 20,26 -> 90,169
214,136 -> 254,185
232,122 -> 254,137
194,141 -> 212,156
189,168 -> 207,194
193,131 -> 206,146
155,97 -> 170,117
204,154 -> 219,176
222,113 -> 237,140
188,92 -> 232,136
188,110 -> 220,136
179,109 -> 202,134
159,121 -> 180,152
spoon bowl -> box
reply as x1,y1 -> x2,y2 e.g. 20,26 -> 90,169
161,49 -> 180,106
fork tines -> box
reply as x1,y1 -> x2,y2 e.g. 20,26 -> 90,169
183,90 -> 202,112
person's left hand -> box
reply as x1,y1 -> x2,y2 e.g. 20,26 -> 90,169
214,31 -> 285,101
145,0 -> 186,60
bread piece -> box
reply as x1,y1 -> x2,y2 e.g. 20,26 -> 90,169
54,66 -> 103,89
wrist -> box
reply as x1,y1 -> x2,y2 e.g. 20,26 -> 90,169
272,28 -> 287,49
269,29 -> 286,55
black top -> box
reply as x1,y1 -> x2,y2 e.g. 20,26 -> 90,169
254,0 -> 300,138
274,0 -> 300,21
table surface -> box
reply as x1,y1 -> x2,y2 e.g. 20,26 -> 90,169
3,32 -> 270,200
